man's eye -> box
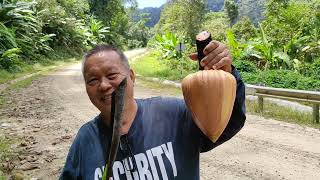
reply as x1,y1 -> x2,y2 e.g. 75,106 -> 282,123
108,74 -> 118,80
87,79 -> 98,85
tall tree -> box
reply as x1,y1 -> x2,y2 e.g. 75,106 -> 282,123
224,0 -> 239,26
155,0 -> 207,42
87,0 -> 137,45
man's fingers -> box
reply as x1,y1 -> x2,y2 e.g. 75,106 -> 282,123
211,56 -> 232,73
201,45 -> 226,66
188,53 -> 198,61
205,49 -> 229,68
203,40 -> 219,55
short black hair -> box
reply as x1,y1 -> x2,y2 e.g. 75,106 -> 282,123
82,44 -> 129,75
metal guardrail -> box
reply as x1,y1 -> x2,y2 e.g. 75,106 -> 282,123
137,75 -> 320,123
246,84 -> 320,123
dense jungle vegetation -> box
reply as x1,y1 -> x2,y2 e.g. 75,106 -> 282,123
0,0 -> 319,90
0,0 -> 150,80
138,0 -> 320,91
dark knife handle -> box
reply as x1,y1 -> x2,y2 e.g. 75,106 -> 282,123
196,31 -> 212,70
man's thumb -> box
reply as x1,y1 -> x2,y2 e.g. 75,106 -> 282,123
189,53 -> 198,61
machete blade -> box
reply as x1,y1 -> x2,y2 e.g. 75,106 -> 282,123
103,77 -> 127,180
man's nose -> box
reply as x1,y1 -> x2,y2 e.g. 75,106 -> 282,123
99,77 -> 112,91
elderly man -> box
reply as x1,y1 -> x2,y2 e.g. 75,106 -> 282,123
60,41 -> 246,180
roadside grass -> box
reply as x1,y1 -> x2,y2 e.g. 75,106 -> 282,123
132,52 -> 320,129
130,51 -> 196,81
0,57 -> 80,85
130,51 -> 171,79
247,100 -> 320,129
6,74 -> 41,91
0,172 -> 5,180
136,77 -> 182,96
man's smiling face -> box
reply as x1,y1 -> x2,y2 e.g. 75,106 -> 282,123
83,50 -> 133,116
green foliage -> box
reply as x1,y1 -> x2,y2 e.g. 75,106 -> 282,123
131,51 -> 197,81
0,1 -> 55,70
0,0 -> 121,71
56,0 -> 90,19
88,0 -> 131,46
202,12 -> 229,42
0,48 -> 21,71
246,100 -> 319,129
227,29 -> 286,70
151,32 -> 182,60
150,31 -> 196,73
233,60 -> 257,73
231,16 -> 256,40
0,22 -> 17,49
224,0 -> 239,26
154,0 -> 207,43
237,0 -> 266,25
311,58 -> 320,78
241,69 -> 320,91
38,1 -> 88,50
263,0 -> 316,47
226,29 -> 248,61
88,16 -> 110,46
126,13 -> 151,48
1,1 -> 54,58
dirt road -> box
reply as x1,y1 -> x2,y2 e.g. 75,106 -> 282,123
0,49 -> 320,179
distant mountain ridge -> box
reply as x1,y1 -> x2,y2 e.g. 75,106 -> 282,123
133,6 -> 164,27
136,0 -> 266,27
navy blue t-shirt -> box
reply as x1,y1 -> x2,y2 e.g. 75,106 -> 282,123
60,68 -> 246,180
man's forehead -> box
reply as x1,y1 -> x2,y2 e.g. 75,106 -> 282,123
85,50 -> 122,66
91,50 -> 120,60
83,50 -> 125,74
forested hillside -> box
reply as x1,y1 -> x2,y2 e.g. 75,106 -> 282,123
133,6 -> 164,27
135,0 -> 266,27
238,0 -> 266,24
140,0 -> 320,91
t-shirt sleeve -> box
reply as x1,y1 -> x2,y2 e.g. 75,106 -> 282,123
193,66 -> 247,152
59,130 -> 83,179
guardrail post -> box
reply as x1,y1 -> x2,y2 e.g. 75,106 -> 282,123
313,104 -> 319,123
258,96 -> 264,113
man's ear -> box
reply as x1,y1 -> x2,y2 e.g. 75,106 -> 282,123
129,69 -> 135,84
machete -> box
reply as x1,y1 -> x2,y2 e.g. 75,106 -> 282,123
102,77 -> 127,180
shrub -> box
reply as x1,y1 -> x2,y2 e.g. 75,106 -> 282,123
311,58 -> 320,78
258,70 -> 300,88
233,60 -> 257,73
240,69 -> 320,91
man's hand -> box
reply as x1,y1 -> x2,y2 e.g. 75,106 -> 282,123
189,40 -> 232,73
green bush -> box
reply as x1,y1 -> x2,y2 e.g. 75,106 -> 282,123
258,70 -> 300,88
296,77 -> 320,91
0,48 -> 21,71
202,12 -> 229,42
241,69 -> 320,91
231,16 -> 257,40
240,71 -> 260,84
233,60 -> 257,73
311,58 -> 320,78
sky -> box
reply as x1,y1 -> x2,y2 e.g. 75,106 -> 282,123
137,0 -> 166,8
